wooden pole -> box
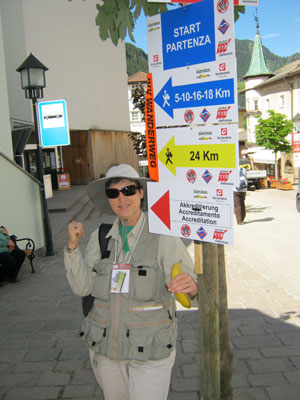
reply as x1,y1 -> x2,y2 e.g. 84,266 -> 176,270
197,242 -> 220,400
218,244 -> 233,400
194,240 -> 203,274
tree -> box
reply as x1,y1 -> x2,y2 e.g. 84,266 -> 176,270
255,110 -> 293,179
128,83 -> 147,156
95,1 -> 245,46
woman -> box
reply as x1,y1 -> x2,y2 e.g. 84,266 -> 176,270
64,164 -> 197,400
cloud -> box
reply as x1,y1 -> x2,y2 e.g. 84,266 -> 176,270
262,33 -> 280,39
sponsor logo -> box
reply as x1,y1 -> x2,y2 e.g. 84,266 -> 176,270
216,106 -> 231,120
199,136 -> 212,141
197,74 -> 210,79
213,229 -> 228,241
217,0 -> 229,13
181,225 -> 191,238
186,169 -> 197,183
221,127 -> 228,136
202,169 -> 213,184
218,19 -> 230,35
199,108 -> 210,122
216,189 -> 223,197
153,55 -> 159,63
193,189 -> 208,199
184,109 -> 194,124
197,226 -> 207,240
218,170 -> 232,182
219,63 -> 226,72
148,21 -> 160,32
217,39 -> 231,54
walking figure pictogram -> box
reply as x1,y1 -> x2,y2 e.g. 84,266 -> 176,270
165,148 -> 173,165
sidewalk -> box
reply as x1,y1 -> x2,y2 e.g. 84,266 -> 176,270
0,186 -> 300,400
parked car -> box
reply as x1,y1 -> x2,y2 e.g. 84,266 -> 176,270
240,158 -> 267,190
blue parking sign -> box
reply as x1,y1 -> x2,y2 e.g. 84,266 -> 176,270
38,99 -> 70,148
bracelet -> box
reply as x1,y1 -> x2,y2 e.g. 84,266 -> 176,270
67,246 -> 77,253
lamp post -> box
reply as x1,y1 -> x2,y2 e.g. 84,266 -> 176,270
16,53 -> 54,256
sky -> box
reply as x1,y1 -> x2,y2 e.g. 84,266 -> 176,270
125,0 -> 300,58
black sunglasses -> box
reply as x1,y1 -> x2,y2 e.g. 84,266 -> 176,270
106,185 -> 140,199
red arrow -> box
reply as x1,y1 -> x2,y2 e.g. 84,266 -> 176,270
150,190 -> 171,230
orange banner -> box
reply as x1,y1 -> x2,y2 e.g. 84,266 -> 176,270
145,73 -> 159,182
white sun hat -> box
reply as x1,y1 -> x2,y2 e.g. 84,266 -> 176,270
87,164 -> 150,215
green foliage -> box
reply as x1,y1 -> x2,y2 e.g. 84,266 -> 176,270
95,0 -> 168,46
128,130 -> 147,156
255,110 -> 293,154
131,83 -> 146,120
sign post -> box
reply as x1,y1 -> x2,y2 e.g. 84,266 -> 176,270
146,2 -> 236,398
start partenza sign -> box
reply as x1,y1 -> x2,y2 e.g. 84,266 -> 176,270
147,181 -> 234,245
147,0 -> 235,72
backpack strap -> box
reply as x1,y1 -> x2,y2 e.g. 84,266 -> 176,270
81,223 -> 112,317
98,223 -> 112,259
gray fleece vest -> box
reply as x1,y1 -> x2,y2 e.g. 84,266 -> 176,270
81,220 -> 177,362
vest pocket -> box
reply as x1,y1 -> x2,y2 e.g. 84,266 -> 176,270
131,265 -> 157,301
125,327 -> 154,361
86,315 -> 110,354
91,267 -> 112,301
154,324 -> 176,360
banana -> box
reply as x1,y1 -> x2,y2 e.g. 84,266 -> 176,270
171,261 -> 191,309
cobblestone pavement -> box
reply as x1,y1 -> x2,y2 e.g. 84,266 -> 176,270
0,185 -> 300,400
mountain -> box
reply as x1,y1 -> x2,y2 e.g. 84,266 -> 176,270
126,40 -> 300,80
126,43 -> 148,77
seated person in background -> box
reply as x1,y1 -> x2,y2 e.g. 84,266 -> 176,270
0,227 -> 26,283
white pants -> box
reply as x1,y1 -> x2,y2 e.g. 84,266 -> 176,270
89,349 -> 176,400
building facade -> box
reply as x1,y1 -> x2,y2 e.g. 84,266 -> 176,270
243,19 -> 300,181
0,0 -> 136,250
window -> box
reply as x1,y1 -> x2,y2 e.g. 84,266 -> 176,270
254,99 -> 258,111
131,111 -> 141,122
265,98 -> 270,109
279,95 -> 285,108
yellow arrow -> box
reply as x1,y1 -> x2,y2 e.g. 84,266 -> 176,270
158,136 -> 236,176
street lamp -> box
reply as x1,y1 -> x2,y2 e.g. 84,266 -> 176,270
16,53 -> 54,256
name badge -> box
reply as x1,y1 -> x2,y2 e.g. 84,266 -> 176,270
111,263 -> 130,293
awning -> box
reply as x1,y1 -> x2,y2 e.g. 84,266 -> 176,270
244,147 -> 281,165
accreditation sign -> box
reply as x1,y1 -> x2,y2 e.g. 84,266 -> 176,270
147,0 -> 235,73
147,181 -> 234,245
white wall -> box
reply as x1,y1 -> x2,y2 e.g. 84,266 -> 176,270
0,8 -> 13,158
1,0 -> 130,131
0,155 -> 44,249
0,0 -> 32,122
23,0 -> 130,131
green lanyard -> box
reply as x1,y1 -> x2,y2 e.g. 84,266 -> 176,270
119,224 -> 134,254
